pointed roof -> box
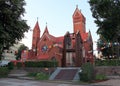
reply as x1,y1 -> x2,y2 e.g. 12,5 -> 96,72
39,26 -> 56,42
87,30 -> 93,43
43,25 -> 49,34
33,21 -> 40,32
72,6 -> 85,21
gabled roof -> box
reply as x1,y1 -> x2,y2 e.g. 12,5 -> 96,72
39,26 -> 56,43
39,33 -> 56,43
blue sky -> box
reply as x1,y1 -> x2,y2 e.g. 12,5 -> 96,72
21,0 -> 99,54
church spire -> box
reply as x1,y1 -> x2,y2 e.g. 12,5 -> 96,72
73,6 -> 86,34
43,22 -> 49,34
76,4 -> 78,8
32,20 -> 40,49
37,17 -> 39,21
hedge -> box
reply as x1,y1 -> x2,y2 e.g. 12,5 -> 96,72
24,61 -> 58,68
95,59 -> 120,66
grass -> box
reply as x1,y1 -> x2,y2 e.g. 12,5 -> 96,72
95,74 -> 107,80
27,72 -> 49,80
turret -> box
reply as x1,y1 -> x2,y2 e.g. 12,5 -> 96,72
73,6 -> 86,34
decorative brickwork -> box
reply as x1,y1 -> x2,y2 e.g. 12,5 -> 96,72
24,7 -> 94,67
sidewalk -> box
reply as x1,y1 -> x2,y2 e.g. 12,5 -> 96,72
91,79 -> 120,86
8,69 -> 120,86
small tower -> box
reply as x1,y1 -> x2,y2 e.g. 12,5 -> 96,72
73,6 -> 86,34
43,24 -> 49,35
32,21 -> 40,52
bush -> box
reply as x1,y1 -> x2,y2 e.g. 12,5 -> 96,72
16,62 -> 23,69
0,67 -> 9,78
79,72 -> 89,82
35,72 -> 49,80
27,72 -> 49,80
79,62 -> 94,82
25,61 -> 58,68
95,59 -> 120,66
8,62 -> 14,70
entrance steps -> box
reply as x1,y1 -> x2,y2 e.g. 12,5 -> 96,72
8,68 -> 28,78
49,67 -> 81,81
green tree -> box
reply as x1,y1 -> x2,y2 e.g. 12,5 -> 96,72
16,44 -> 28,60
89,0 -> 120,58
89,0 -> 120,42
0,0 -> 29,55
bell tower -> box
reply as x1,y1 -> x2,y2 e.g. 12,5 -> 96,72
32,21 -> 40,51
73,6 -> 86,34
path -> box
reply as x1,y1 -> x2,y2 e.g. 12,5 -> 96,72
0,78 -> 120,86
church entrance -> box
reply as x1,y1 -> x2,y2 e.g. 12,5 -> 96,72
66,52 -> 75,67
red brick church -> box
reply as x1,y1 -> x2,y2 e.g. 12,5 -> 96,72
23,7 -> 94,67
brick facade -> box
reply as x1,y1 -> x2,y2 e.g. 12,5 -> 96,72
24,7 -> 94,67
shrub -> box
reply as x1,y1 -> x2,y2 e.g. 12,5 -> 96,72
16,62 -> 23,69
95,59 -> 120,66
27,72 -> 49,80
25,61 -> 58,68
35,72 -> 49,80
0,67 -> 9,78
79,62 -> 94,82
7,62 -> 14,70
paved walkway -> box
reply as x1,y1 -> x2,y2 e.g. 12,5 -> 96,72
6,69 -> 120,86
0,78 -> 120,86
92,79 -> 120,86
0,78 -> 85,86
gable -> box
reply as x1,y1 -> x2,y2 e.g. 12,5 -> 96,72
73,7 -> 86,23
73,7 -> 81,17
39,33 -> 51,43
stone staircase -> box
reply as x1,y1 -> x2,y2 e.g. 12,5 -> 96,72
49,67 -> 81,81
9,69 -> 27,77
8,67 -> 81,81
8,68 -> 34,80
